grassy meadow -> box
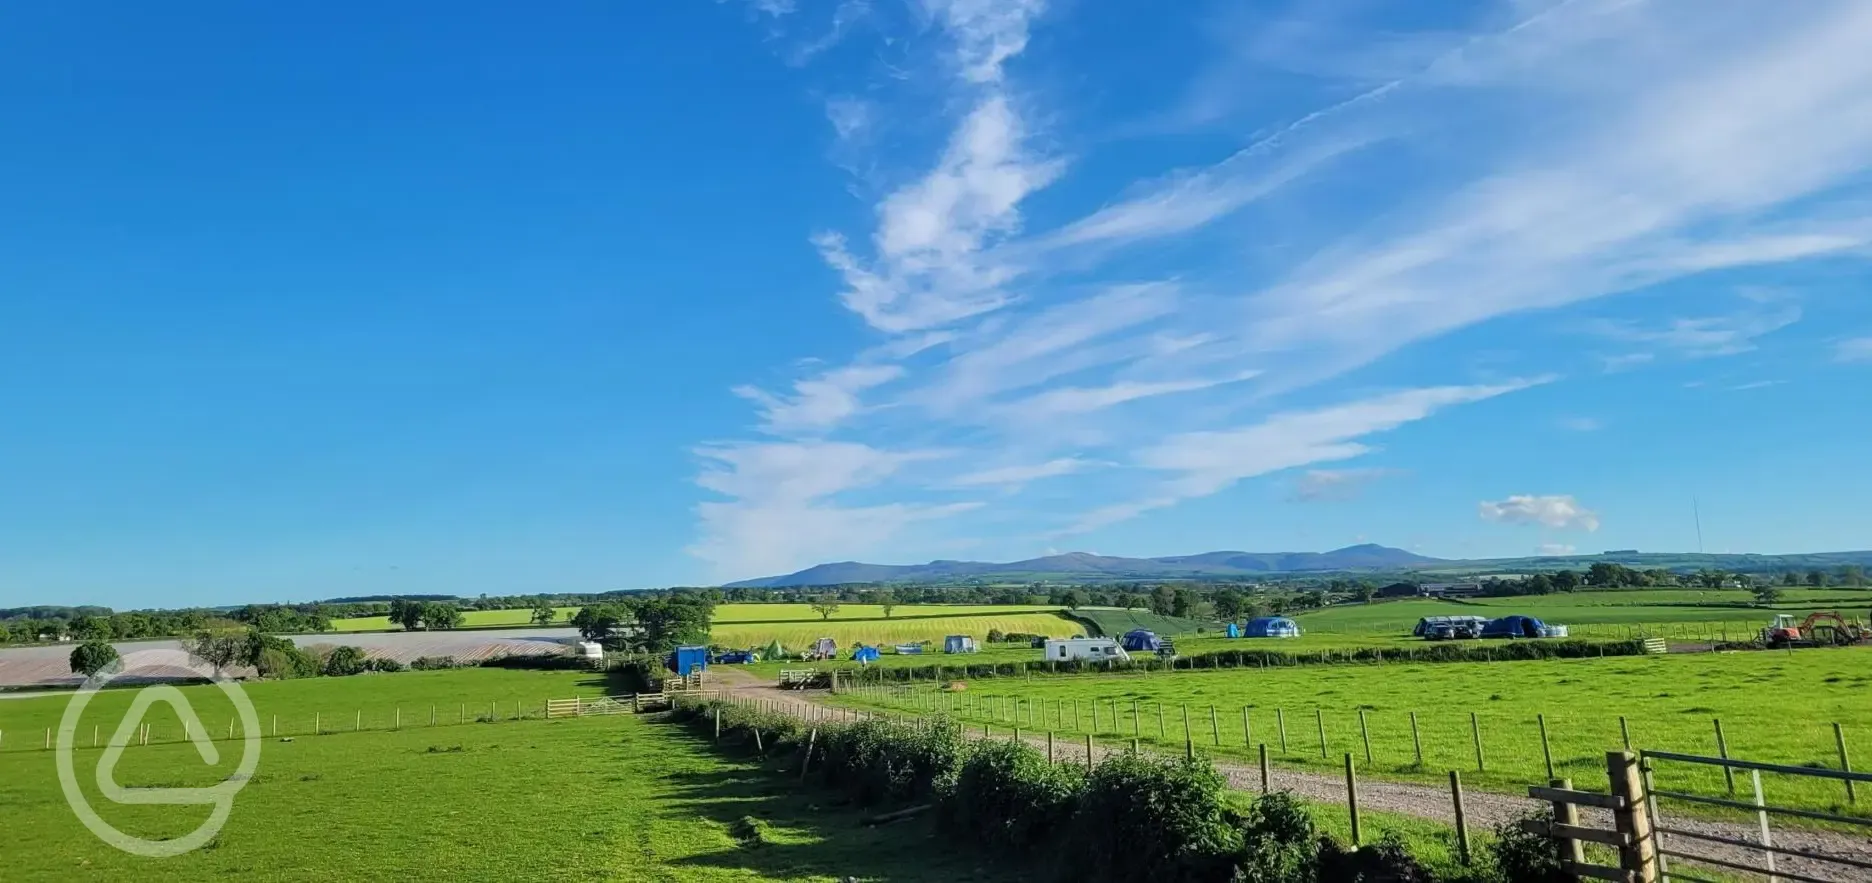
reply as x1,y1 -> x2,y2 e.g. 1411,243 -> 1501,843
712,612 -> 1079,650
329,607 -> 579,632
828,646 -> 1872,817
0,680 -> 1021,881
1289,590 -> 1872,638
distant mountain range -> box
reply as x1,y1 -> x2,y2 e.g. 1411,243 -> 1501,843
725,544 -> 1872,588
726,544 -> 1445,587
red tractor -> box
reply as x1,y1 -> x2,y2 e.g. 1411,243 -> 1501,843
1762,612 -> 1870,648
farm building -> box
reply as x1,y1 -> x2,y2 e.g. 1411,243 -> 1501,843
1418,582 -> 1484,598
943,635 -> 977,653
1480,615 -> 1547,639
1042,637 -> 1131,663
1412,616 -> 1490,638
1120,629 -> 1162,652
1244,617 -> 1301,638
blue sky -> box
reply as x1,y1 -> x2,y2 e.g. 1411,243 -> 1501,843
4,1 -> 1872,607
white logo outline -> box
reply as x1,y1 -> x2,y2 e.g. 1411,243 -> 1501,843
56,649 -> 262,857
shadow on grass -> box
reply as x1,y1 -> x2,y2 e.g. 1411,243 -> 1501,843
649,723 -> 1019,883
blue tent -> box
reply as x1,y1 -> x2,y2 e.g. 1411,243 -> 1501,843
852,645 -> 881,663
1224,622 -> 1241,638
1120,629 -> 1161,652
1481,615 -> 1546,639
1244,617 -> 1301,638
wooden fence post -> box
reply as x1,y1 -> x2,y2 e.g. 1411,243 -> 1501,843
1714,718 -> 1735,795
1316,708 -> 1328,759
1243,707 -> 1251,747
1538,714 -> 1555,780
714,708 -> 722,741
1620,715 -> 1631,750
1182,704 -> 1192,753
1470,712 -> 1486,772
1359,709 -> 1372,765
1344,754 -> 1361,846
1085,734 -> 1094,771
1277,709 -> 1288,754
1092,699 -> 1100,733
1607,750 -> 1658,882
1410,711 -> 1423,766
1549,777 -> 1585,869
1835,723 -> 1857,804
1259,743 -> 1271,792
1157,703 -> 1166,740
1210,705 -> 1219,746
315,713 -> 321,735
1449,771 -> 1471,866
1133,700 -> 1141,738
800,729 -> 817,783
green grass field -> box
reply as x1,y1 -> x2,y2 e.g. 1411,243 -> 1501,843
829,646 -> 1872,817
327,602 -> 1067,633
1069,608 -> 1218,636
713,612 -> 1079,650
0,669 -> 1021,881
1290,591 -> 1872,637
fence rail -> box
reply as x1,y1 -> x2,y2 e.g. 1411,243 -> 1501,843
1641,748 -> 1872,882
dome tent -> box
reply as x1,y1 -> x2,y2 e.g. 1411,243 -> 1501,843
1244,617 -> 1301,638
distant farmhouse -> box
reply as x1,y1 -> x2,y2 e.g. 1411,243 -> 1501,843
1417,582 -> 1484,598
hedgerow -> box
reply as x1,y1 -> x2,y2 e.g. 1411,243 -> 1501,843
669,699 -> 1543,883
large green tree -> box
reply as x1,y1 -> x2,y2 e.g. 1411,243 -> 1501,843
185,629 -> 246,677
69,640 -> 120,678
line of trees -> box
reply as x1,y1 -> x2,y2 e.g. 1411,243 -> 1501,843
570,595 -> 715,654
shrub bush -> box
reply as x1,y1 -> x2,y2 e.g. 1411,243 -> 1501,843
321,645 -> 369,677
409,656 -> 459,671
256,646 -> 321,679
940,739 -> 1080,853
366,657 -> 405,673
1484,811 -> 1567,883
1233,791 -> 1319,883
1064,753 -> 1242,883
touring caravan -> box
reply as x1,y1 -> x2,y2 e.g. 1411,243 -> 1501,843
1042,637 -> 1131,664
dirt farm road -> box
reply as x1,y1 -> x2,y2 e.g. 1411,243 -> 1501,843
705,668 -> 1871,882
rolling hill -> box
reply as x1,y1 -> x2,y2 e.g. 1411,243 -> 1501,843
726,544 -> 1446,587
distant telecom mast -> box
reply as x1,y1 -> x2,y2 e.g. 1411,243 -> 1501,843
1693,496 -> 1705,554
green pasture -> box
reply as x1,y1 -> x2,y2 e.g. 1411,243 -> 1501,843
1291,593 -> 1872,637
0,686 -> 1016,881
714,602 -> 1063,622
0,668 -> 613,750
1069,608 -> 1219,636
329,607 -> 578,632
712,612 -> 1080,651
828,646 -> 1872,819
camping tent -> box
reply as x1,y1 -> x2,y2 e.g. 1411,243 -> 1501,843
808,637 -> 838,660
1412,616 -> 1490,638
763,639 -> 788,660
1120,629 -> 1162,652
1480,615 -> 1547,639
852,645 -> 881,664
1244,617 -> 1301,638
943,635 -> 977,653
1224,623 -> 1241,638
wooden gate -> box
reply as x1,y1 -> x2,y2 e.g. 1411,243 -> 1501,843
1639,749 -> 1872,882
1523,751 -> 1657,882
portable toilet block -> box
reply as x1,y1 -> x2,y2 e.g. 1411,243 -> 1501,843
669,645 -> 709,674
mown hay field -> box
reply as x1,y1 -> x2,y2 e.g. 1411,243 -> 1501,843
832,646 -> 1872,817
0,670 -> 1016,882
712,612 -> 1079,650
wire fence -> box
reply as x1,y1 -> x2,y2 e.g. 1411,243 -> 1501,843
835,683 -> 1872,820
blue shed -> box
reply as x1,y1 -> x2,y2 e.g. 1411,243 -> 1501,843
1245,617 -> 1301,638
852,644 -> 881,664
1120,629 -> 1162,652
669,646 -> 709,674
1481,615 -> 1546,639
1224,622 -> 1242,638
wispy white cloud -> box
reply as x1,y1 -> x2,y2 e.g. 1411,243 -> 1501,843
1728,380 -> 1782,391
1286,467 -> 1403,503
824,97 -> 871,142
1836,336 -> 1872,363
733,364 -> 903,434
1479,495 -> 1601,531
923,0 -> 1047,85
1557,416 -> 1603,432
1066,380 -> 1542,533
950,457 -> 1094,488
1597,352 -> 1654,373
1589,298 -> 1802,358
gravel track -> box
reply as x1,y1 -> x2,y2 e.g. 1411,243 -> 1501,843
707,669 -> 1872,882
